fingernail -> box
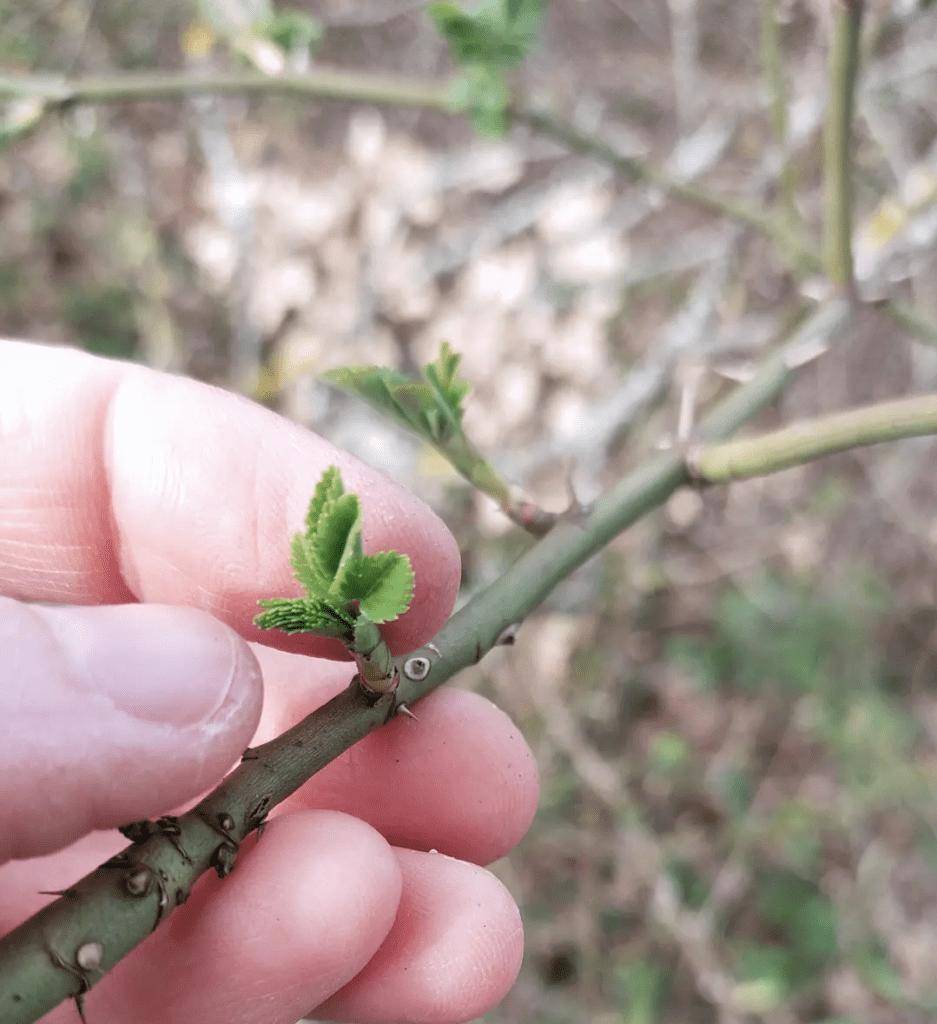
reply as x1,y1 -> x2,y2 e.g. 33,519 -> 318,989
36,604 -> 256,728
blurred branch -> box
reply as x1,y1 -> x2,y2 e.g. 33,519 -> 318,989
823,0 -> 864,297
185,86 -> 261,392
759,0 -> 798,227
667,0 -> 702,135
692,392 -> 937,484
514,106 -> 820,275
0,67 -> 822,275
0,68 -> 454,110
882,298 -> 937,347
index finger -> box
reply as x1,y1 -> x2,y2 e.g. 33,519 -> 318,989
0,340 -> 461,657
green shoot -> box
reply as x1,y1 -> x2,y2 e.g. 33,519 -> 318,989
322,342 -> 512,508
427,0 -> 547,135
254,466 -> 414,691
257,8 -> 323,56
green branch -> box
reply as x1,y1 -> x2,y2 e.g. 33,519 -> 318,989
692,392 -> 937,483
0,303 -> 851,1022
0,68 -> 453,111
0,683 -> 394,1024
882,298 -> 937,348
823,0 -> 864,296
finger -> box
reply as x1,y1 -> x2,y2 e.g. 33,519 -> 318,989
250,645 -> 540,866
315,847 -> 524,1024
0,598 -> 262,863
0,340 -> 461,657
69,813 -> 402,1024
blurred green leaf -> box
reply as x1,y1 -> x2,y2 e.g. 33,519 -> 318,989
427,0 -> 544,67
730,973 -> 786,1014
756,871 -> 838,986
460,64 -> 512,136
855,937 -> 904,1004
666,859 -> 709,910
613,959 -> 667,1024
258,7 -> 322,53
648,731 -> 689,775
713,764 -> 751,819
428,0 -> 545,136
61,282 -> 138,359
323,344 -> 512,506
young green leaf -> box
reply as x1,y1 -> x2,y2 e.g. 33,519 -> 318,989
502,0 -> 546,38
254,597 -> 354,638
391,382 -> 459,443
305,465 -> 346,532
460,65 -> 512,137
255,465 -> 415,643
321,365 -> 424,437
335,550 -> 416,623
258,8 -> 323,55
322,345 -> 512,507
424,341 -> 471,415
288,466 -> 349,595
427,0 -> 542,68
310,492 -> 363,594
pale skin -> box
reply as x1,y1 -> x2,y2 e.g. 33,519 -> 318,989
0,339 -> 540,1024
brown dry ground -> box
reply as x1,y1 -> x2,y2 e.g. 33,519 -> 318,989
5,1 -> 937,1022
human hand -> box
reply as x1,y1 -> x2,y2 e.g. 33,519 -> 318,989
0,340 -> 539,1024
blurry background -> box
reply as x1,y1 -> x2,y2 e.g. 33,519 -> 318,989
5,1 -> 937,1021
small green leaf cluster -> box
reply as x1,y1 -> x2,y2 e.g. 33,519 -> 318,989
325,341 -> 467,445
254,466 -> 414,642
256,8 -> 323,57
322,342 -> 511,506
427,0 -> 546,135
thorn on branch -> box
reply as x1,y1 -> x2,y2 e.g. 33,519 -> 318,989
45,941 -> 104,1024
197,810 -> 242,877
495,622 -> 521,646
247,797 -> 271,836
117,815 -> 193,864
152,870 -> 171,930
154,816 -> 193,864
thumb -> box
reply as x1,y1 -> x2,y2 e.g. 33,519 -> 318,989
0,597 -> 263,863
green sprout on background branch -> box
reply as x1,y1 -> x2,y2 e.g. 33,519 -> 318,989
324,342 -> 561,535
428,0 -> 546,135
